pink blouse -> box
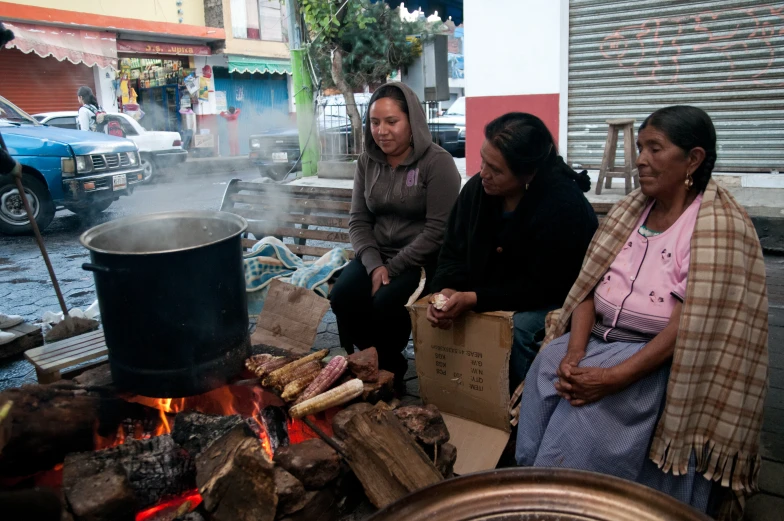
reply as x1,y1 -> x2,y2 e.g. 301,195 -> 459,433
592,194 -> 702,342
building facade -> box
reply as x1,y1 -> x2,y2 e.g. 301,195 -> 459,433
0,0 -> 294,155
465,0 -> 784,182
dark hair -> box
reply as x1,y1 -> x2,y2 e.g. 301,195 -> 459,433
369,84 -> 409,117
77,86 -> 99,108
228,106 -> 236,114
484,113 -> 590,191
639,105 -> 717,193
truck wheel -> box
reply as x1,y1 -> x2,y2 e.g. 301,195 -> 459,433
64,199 -> 113,216
0,173 -> 55,235
141,155 -> 155,182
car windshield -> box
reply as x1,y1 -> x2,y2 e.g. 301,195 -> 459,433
0,97 -> 39,125
444,97 -> 465,116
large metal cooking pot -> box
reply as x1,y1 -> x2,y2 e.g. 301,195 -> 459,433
369,468 -> 713,521
80,211 -> 250,397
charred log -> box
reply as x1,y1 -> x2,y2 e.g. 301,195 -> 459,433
261,406 -> 289,452
171,411 -> 253,457
63,435 -> 196,510
0,385 -> 152,476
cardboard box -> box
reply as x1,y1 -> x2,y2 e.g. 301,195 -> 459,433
407,297 -> 513,475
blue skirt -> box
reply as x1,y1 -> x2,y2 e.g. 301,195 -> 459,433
515,333 -> 713,512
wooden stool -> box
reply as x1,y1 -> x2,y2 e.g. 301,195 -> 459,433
596,118 -> 640,195
25,329 -> 107,383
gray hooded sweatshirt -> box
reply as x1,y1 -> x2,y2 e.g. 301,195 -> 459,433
349,83 -> 461,277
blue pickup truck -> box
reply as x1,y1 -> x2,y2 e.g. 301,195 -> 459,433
0,96 -> 145,235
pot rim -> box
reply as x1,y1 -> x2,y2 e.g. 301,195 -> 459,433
79,210 -> 249,255
368,467 -> 714,521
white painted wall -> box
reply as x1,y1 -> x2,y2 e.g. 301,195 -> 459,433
93,66 -> 118,112
465,0 -> 564,98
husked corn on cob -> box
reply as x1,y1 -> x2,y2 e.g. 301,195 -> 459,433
267,360 -> 321,390
263,349 -> 329,388
289,378 -> 364,419
294,355 -> 348,405
281,372 -> 319,402
430,293 -> 449,310
245,354 -> 290,378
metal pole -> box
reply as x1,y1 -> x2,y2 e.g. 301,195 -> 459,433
287,0 -> 319,176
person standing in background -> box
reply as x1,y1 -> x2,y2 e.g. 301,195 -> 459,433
76,86 -> 101,132
220,106 -> 241,156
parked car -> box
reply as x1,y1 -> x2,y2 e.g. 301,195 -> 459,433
34,111 -> 186,181
249,128 -> 300,182
431,97 -> 465,157
1,96 -> 144,235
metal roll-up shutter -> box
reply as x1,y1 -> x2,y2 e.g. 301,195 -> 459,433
0,48 -> 95,116
568,1 -> 784,172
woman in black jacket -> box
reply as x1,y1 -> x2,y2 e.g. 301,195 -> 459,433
428,113 -> 598,390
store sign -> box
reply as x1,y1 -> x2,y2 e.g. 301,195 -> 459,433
117,40 -> 211,56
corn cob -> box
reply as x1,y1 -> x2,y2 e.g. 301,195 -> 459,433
281,372 -> 319,402
246,355 -> 290,378
294,356 -> 348,405
289,379 -> 364,419
270,360 -> 322,391
263,349 -> 329,388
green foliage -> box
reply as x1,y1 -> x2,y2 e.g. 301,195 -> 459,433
301,0 -> 436,89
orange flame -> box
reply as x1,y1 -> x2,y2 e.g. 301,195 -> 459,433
135,490 -> 202,521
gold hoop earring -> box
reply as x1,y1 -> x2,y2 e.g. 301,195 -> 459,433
685,173 -> 694,189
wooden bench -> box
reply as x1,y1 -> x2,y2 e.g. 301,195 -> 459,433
220,179 -> 614,254
220,180 -> 355,257
24,329 -> 107,384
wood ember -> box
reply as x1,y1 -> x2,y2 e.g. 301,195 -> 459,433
347,348 -> 379,382
196,427 -> 277,521
0,385 -> 149,476
273,439 -> 341,490
337,404 -> 443,508
171,411 -> 253,456
274,467 -> 307,516
260,406 -> 289,452
394,405 -> 450,446
331,403 -> 373,440
361,370 -> 394,404
63,435 -> 196,510
63,463 -> 137,521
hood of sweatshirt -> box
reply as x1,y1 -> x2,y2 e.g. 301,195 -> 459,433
363,82 -> 432,167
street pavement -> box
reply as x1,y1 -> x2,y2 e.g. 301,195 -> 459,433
0,167 -> 265,390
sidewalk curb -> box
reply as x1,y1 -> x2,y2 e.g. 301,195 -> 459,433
184,156 -> 254,175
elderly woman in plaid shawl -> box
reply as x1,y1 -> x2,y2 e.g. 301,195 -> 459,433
515,106 -> 768,517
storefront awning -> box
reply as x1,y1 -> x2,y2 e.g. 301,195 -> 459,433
2,21 -> 117,69
228,56 -> 291,75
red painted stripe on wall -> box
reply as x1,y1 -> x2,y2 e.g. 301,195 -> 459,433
465,93 -> 560,175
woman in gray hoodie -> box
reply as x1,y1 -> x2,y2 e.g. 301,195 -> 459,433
330,82 -> 461,381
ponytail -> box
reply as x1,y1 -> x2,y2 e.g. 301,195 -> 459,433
77,85 -> 99,108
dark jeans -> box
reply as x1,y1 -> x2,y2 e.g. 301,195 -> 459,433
509,307 -> 558,393
329,259 -> 423,378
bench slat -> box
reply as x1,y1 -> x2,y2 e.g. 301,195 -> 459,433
38,345 -> 108,372
231,208 -> 350,229
269,226 -> 351,244
229,194 -> 352,212
246,222 -> 351,244
234,182 -> 353,199
25,329 -> 104,359
29,336 -> 107,364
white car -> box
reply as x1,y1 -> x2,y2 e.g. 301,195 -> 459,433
34,111 -> 187,181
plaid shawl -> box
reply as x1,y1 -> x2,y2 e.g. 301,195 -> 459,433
528,179 -> 769,494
